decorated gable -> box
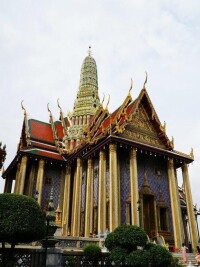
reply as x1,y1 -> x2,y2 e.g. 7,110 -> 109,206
120,103 -> 166,149
118,88 -> 173,150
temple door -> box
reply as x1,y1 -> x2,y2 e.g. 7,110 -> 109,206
143,194 -> 156,238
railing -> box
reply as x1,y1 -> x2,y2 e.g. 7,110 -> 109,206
62,251 -> 113,267
0,248 -> 45,267
0,247 -> 112,267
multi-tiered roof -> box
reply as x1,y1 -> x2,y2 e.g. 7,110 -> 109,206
3,49 -> 194,178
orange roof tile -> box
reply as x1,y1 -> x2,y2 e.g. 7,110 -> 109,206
55,121 -> 64,139
29,119 -> 54,144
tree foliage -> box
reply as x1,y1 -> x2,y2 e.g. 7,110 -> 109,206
0,193 -> 46,244
83,243 -> 102,265
104,225 -> 173,267
105,225 -> 148,252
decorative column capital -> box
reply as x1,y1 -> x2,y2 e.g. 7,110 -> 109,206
168,158 -> 174,169
38,158 -> 45,168
88,158 -> 93,168
99,150 -> 106,160
21,155 -> 28,164
77,157 -> 82,167
130,148 -> 137,159
181,162 -> 188,173
109,143 -> 116,153
66,165 -> 71,175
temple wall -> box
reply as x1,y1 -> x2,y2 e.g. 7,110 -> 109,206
106,155 -> 109,196
137,153 -> 173,232
42,164 -> 62,210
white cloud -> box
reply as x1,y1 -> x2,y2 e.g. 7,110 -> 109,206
0,0 -> 200,210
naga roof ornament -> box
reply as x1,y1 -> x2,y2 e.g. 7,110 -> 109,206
143,71 -> 148,90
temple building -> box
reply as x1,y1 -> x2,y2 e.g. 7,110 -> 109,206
2,48 -> 199,251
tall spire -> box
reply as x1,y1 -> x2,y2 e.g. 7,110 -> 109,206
73,46 -> 101,116
64,47 -> 101,150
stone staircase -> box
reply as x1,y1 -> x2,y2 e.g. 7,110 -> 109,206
173,253 -> 199,266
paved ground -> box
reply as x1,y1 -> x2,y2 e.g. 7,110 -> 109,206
173,253 -> 199,266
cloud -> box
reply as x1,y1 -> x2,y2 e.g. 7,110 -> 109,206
0,0 -> 200,209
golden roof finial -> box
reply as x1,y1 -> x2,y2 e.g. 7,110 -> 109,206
163,121 -> 166,132
106,94 -> 110,110
101,93 -> 105,105
47,103 -> 53,122
190,148 -> 194,159
88,45 -> 92,57
143,71 -> 148,89
21,100 -> 26,115
128,78 -> 133,96
57,98 -> 61,110
47,103 -> 51,114
170,136 -> 174,148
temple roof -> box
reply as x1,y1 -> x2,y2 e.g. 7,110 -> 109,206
3,52 -> 194,178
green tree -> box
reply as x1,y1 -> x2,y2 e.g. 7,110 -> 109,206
83,243 -> 102,265
105,225 -> 173,267
105,225 -> 148,266
105,225 -> 147,252
0,193 -> 46,265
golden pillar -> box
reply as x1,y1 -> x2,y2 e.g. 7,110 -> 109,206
168,158 -> 182,250
130,148 -> 139,226
14,163 -> 21,193
36,159 -> 45,206
117,155 -> 121,224
18,156 -> 28,194
85,158 -> 94,237
59,167 -> 66,211
72,158 -> 82,236
109,143 -> 119,232
71,169 -> 77,234
4,176 -> 13,193
98,150 -> 107,236
62,166 -> 71,236
27,164 -> 36,196
182,163 -> 198,249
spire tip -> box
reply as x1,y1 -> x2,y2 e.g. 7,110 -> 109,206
88,46 -> 92,56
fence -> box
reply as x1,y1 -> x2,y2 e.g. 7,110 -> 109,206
0,247 -> 113,267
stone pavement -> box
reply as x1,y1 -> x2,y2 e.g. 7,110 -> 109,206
173,253 -> 199,266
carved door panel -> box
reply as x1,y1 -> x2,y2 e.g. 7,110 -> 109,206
143,195 -> 155,238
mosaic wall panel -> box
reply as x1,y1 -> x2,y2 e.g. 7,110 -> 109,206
119,149 -> 130,225
81,163 -> 87,211
93,158 -> 99,207
137,153 -> 173,232
42,163 -> 62,210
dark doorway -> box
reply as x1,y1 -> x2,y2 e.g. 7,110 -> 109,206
143,194 -> 155,238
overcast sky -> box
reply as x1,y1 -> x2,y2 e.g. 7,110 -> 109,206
0,0 -> 200,211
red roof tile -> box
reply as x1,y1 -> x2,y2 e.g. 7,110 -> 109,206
31,140 -> 57,152
29,119 -> 54,144
55,121 -> 64,139
24,148 -> 63,160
